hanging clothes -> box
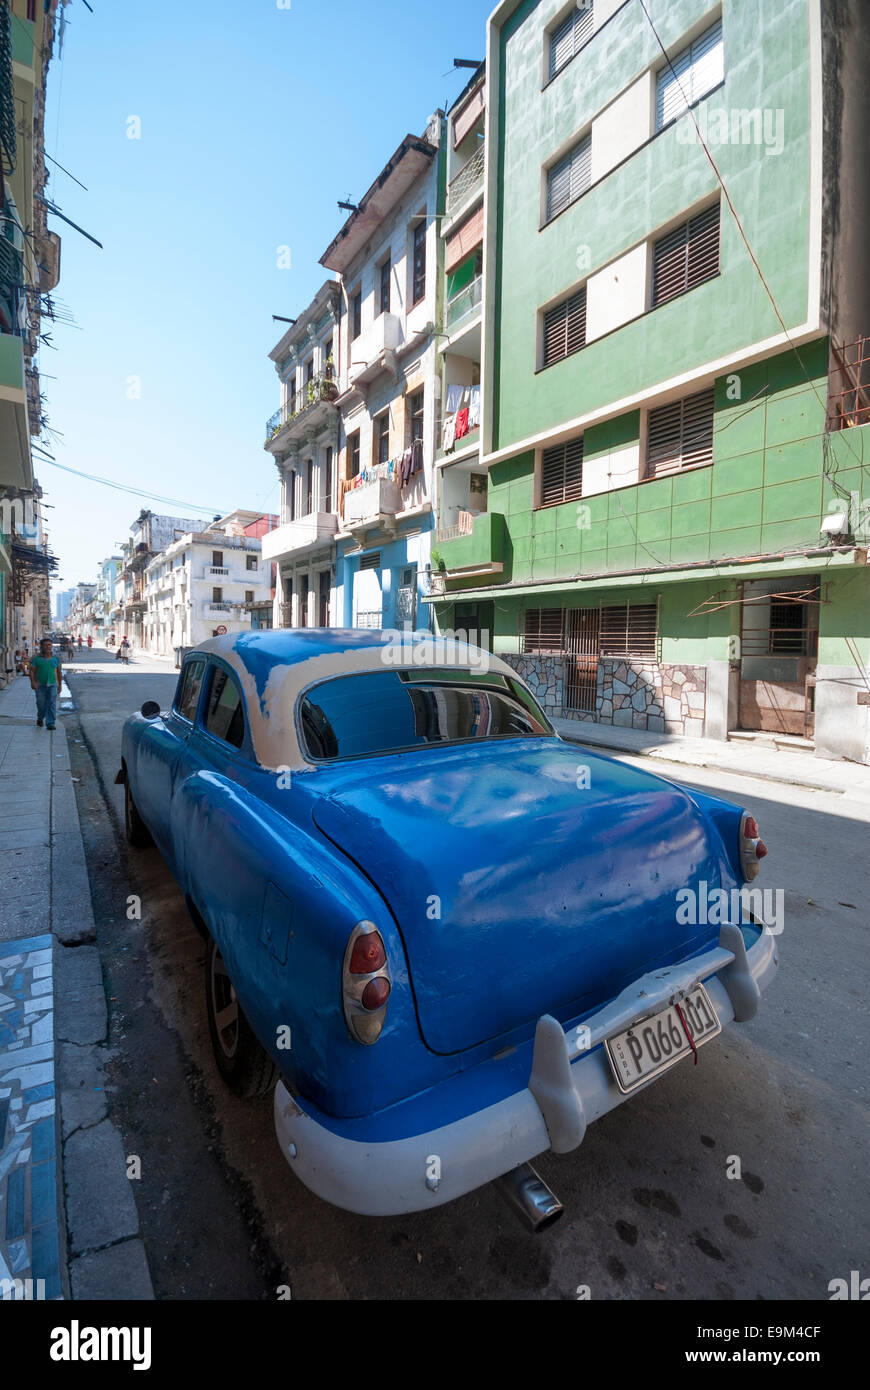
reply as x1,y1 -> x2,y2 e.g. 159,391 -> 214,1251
400,448 -> 413,485
442,415 -> 457,453
454,408 -> 470,442
446,383 -> 464,415
468,384 -> 481,430
409,438 -> 424,476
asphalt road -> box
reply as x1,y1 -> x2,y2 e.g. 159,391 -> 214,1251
62,645 -> 868,1301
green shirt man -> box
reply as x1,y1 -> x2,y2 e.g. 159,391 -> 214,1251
29,638 -> 62,729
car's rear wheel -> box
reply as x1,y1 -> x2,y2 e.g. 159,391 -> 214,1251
124,776 -> 153,848
205,935 -> 278,1099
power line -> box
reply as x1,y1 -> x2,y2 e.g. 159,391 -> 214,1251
635,0 -> 866,491
37,454 -> 224,516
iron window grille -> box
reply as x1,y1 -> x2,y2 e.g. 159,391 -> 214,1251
379,258 -> 391,316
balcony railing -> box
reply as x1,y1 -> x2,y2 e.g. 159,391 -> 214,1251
446,275 -> 482,332
828,336 -> 870,430
265,373 -> 339,442
435,510 -> 475,543
355,610 -> 383,629
446,143 -> 485,216
206,566 -> 229,576
206,601 -> 232,612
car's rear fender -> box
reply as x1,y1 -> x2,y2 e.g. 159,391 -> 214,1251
171,769 -> 463,1118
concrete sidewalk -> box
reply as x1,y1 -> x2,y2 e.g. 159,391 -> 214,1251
0,673 -> 153,1301
552,716 -> 870,796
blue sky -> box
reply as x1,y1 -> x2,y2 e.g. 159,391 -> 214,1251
41,0 -> 491,589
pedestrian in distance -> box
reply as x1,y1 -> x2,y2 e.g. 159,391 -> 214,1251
87,634 -> 93,649
29,636 -> 62,731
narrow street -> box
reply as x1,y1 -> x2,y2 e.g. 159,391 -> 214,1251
63,645 -> 868,1301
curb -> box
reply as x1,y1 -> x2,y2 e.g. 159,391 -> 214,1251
556,728 -> 850,795
49,719 -> 155,1301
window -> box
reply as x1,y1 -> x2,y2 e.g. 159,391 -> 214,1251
348,431 -> 360,478
540,437 -> 584,507
205,667 -> 245,748
351,290 -> 362,340
769,601 -> 809,654
246,554 -> 257,571
299,670 -> 552,761
600,603 -> 658,659
176,658 -> 206,721
656,18 -> 724,130
306,459 -> 313,514
523,608 -> 565,654
324,446 -> 333,510
212,551 -> 223,567
652,203 -> 720,307
305,358 -> 314,384
646,387 -> 715,478
288,468 -> 296,521
299,573 -> 309,627
412,218 -> 426,305
245,590 -> 254,604
376,412 -> 390,464
379,258 -> 391,316
408,390 -> 424,443
323,338 -> 333,378
542,287 -> 587,367
212,587 -> 223,603
319,570 -> 330,627
546,134 -> 592,221
360,551 -> 381,571
288,378 -> 297,414
549,2 -> 594,81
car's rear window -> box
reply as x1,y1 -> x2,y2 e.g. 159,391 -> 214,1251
299,668 -> 554,761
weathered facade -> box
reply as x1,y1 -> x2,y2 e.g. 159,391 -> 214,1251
431,0 -> 870,763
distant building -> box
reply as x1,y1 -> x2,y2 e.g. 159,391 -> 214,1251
143,510 -> 274,655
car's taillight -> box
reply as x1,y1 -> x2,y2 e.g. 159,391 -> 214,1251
740,810 -> 767,881
343,921 -> 391,1045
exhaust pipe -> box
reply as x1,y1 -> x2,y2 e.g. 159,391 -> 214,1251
493,1162 -> 563,1233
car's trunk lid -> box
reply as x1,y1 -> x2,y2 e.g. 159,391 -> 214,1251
312,739 -> 730,1054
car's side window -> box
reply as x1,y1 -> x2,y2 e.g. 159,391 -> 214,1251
203,665 -> 246,750
176,658 -> 207,723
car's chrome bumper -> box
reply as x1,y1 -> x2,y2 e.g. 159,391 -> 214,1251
273,925 -> 779,1216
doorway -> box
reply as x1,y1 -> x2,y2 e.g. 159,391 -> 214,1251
738,578 -> 819,737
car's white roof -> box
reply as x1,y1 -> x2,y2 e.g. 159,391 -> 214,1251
192,629 -> 521,770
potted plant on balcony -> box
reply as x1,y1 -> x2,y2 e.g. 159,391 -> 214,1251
319,364 -> 339,403
428,548 -> 447,595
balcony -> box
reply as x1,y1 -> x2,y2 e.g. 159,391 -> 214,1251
261,512 -> 339,563
446,142 -> 485,218
342,477 -> 402,532
206,565 -> 229,577
435,511 -> 505,580
435,510 -> 474,544
264,373 -> 340,447
348,314 -> 402,388
446,275 -> 482,333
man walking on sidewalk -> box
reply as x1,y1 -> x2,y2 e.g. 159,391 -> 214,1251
29,636 -> 62,730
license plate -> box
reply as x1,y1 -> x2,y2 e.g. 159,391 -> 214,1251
604,985 -> 721,1094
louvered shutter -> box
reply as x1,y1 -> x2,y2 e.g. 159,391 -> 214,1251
541,437 -> 584,506
543,286 -> 587,366
655,19 -> 723,130
652,203 -> 719,306
546,133 -> 592,220
524,608 -> 565,654
646,387 -> 714,478
549,4 -> 595,81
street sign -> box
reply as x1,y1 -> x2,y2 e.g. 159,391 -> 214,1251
216,625 -> 227,635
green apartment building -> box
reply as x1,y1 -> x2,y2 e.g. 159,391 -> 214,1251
431,0 -> 870,763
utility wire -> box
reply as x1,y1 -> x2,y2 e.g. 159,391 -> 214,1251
635,0 -> 866,490
35,454 -> 224,516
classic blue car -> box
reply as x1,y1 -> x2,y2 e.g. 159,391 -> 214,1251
118,629 -> 778,1229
